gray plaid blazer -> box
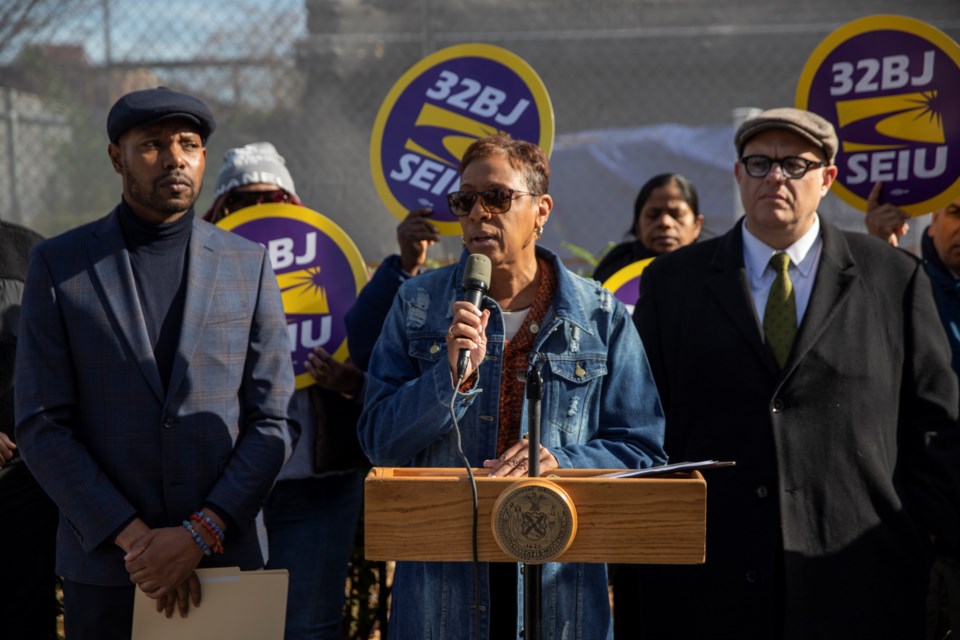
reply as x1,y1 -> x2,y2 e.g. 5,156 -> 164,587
14,207 -> 298,585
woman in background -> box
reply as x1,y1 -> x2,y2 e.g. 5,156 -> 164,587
592,173 -> 704,283
207,142 -> 367,640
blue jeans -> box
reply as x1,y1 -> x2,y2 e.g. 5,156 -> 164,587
265,471 -> 364,640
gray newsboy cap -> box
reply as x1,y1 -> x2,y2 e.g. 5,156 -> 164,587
735,107 -> 838,164
107,86 -> 216,144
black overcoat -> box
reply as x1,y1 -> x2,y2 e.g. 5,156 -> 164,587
631,218 -> 960,639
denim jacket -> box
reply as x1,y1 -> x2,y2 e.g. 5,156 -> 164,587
358,246 -> 666,640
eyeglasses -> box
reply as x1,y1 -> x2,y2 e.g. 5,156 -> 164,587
223,189 -> 290,212
740,155 -> 827,180
447,188 -> 539,217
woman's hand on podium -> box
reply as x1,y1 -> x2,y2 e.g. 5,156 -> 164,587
484,439 -> 558,478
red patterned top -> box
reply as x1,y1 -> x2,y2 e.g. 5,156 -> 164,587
496,257 -> 557,456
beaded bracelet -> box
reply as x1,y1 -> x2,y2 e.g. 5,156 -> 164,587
192,512 -> 224,540
182,520 -> 212,556
190,512 -> 225,554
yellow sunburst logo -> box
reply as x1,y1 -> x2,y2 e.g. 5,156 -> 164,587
276,267 -> 329,315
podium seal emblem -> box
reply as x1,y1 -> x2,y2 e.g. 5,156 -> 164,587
492,478 -> 578,564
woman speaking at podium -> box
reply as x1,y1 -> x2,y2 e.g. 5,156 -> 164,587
357,134 -> 666,640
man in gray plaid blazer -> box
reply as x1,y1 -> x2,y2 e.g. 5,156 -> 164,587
14,87 -> 299,639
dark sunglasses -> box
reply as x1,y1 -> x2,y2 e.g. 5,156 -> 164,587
223,189 -> 291,212
447,188 -> 539,217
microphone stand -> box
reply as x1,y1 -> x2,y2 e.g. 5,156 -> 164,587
522,353 -> 544,640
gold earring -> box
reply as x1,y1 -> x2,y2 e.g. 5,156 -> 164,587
461,235 -> 467,246
535,225 -> 544,239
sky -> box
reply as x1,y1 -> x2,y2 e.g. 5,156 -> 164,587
3,0 -> 308,65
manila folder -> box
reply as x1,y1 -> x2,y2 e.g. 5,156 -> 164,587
132,567 -> 288,639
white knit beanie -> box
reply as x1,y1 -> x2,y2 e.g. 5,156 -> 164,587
213,142 -> 298,200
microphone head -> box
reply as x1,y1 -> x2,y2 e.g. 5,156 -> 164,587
462,253 -> 491,292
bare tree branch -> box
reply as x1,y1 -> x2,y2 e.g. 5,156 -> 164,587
0,0 -> 84,61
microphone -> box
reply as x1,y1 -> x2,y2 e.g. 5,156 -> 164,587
457,253 -> 492,380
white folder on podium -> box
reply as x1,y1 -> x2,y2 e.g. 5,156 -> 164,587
132,567 -> 288,640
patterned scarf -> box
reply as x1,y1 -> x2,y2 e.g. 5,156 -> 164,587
496,256 -> 557,456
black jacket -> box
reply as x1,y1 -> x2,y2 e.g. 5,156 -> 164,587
631,219 -> 960,639
592,239 -> 659,284
0,220 -> 43,439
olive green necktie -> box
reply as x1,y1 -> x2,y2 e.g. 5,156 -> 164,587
763,252 -> 796,369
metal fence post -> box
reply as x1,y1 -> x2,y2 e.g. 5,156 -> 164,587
3,86 -> 21,223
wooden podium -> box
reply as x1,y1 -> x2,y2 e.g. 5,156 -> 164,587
364,467 -> 706,564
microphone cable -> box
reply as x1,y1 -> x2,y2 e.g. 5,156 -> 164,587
449,369 -> 482,640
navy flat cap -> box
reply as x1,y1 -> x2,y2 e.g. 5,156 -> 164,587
107,86 -> 216,143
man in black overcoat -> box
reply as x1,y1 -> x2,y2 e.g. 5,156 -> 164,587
630,107 -> 960,639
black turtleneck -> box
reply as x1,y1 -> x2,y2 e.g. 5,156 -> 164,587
117,200 -> 193,392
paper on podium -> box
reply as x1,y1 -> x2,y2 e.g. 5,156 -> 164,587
132,567 -> 288,640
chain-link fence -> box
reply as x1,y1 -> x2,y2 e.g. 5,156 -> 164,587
2,0 -> 958,263
2,2 -> 959,638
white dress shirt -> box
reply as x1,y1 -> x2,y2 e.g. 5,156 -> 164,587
742,214 -> 823,326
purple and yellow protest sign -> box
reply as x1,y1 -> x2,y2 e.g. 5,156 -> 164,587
601,258 -> 655,315
797,15 -> 960,215
217,203 -> 368,389
370,43 -> 554,234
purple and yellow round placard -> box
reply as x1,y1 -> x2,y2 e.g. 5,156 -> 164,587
371,43 -> 555,235
601,258 -> 655,313
797,15 -> 960,216
217,204 -> 368,389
